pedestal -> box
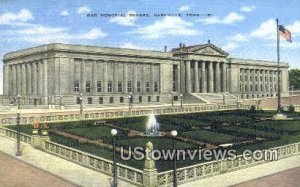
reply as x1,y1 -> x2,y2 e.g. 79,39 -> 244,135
143,169 -> 158,187
273,113 -> 287,120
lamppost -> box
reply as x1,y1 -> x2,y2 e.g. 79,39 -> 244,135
16,95 -> 22,156
111,129 -> 118,187
60,95 -> 63,108
171,130 -> 178,187
128,95 -> 131,112
79,93 -> 83,115
171,92 -> 174,107
180,94 -> 183,108
290,86 -> 294,95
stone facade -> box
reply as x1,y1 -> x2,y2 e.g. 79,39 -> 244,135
2,42 -> 289,106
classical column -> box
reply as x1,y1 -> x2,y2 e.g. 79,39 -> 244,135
194,61 -> 199,92
185,61 -> 191,93
262,69 -> 266,93
12,65 -> 17,95
43,59 -> 48,96
92,61 -> 97,94
241,69 -> 245,93
37,61 -> 43,95
222,62 -> 227,92
26,63 -> 32,95
247,69 -> 251,94
176,64 -> 180,92
133,63 -> 137,93
150,64 -> 154,92
141,64 -> 146,93
32,62 -> 38,95
215,62 -> 221,92
3,65 -> 9,95
80,59 -> 86,93
103,61 -> 108,93
113,62 -> 118,92
180,61 -> 185,93
201,61 -> 206,93
21,63 -> 26,96
69,58 -> 74,93
257,70 -> 261,93
208,61 -> 213,93
123,62 -> 128,93
16,64 -> 21,95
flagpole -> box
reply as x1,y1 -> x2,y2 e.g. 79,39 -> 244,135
276,18 -> 281,113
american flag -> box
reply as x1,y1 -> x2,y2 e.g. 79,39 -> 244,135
279,25 -> 292,43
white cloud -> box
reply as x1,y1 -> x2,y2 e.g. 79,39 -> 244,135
250,19 -> 276,40
60,10 -> 69,16
0,9 -> 33,25
240,6 -> 256,12
287,21 -> 300,37
77,28 -> 107,39
199,12 -> 244,25
2,25 -> 107,44
230,33 -> 249,42
120,42 -> 145,50
77,6 -> 91,15
179,5 -> 190,12
132,17 -> 202,39
222,42 -> 238,51
110,10 -> 137,26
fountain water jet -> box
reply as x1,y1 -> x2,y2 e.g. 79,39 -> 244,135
142,112 -> 163,136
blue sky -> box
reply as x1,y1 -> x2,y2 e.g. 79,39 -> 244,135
0,0 -> 300,93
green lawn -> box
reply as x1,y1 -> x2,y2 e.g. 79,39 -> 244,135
182,130 -> 245,144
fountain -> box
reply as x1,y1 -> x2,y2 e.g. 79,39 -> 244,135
142,112 -> 163,136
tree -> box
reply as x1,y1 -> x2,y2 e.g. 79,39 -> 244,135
289,69 -> 300,89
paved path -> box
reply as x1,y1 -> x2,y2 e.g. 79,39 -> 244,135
233,166 -> 300,187
0,151 -> 77,187
181,154 -> 300,187
0,136 -> 133,187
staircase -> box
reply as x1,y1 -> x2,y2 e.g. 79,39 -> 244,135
191,92 -> 237,104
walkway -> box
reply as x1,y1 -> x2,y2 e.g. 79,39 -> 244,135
0,136 -> 133,187
0,151 -> 76,187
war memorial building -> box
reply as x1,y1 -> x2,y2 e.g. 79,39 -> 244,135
2,42 -> 289,107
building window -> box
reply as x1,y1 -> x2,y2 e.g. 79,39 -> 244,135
120,97 -> 124,103
118,81 -> 122,92
154,82 -> 158,92
250,76 -> 253,82
156,96 -> 160,102
172,82 -> 176,92
99,97 -> 103,104
146,82 -> 150,92
255,76 -> 258,81
148,96 -> 151,102
108,81 -> 112,92
127,81 -> 132,93
86,81 -> 91,93
139,96 -> 142,103
245,84 -> 248,92
97,81 -> 102,92
74,81 -> 79,92
255,85 -> 258,91
250,85 -> 253,92
109,97 -> 114,103
260,76 -> 263,81
245,76 -> 247,81
174,96 -> 178,101
261,84 -> 263,91
88,97 -> 92,104
137,81 -> 141,92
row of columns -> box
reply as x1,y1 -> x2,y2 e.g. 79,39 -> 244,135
184,61 -> 227,93
240,69 -> 278,93
75,60 -> 160,94
4,60 -> 48,96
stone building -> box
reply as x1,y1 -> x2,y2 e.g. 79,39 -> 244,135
2,42 -> 289,107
